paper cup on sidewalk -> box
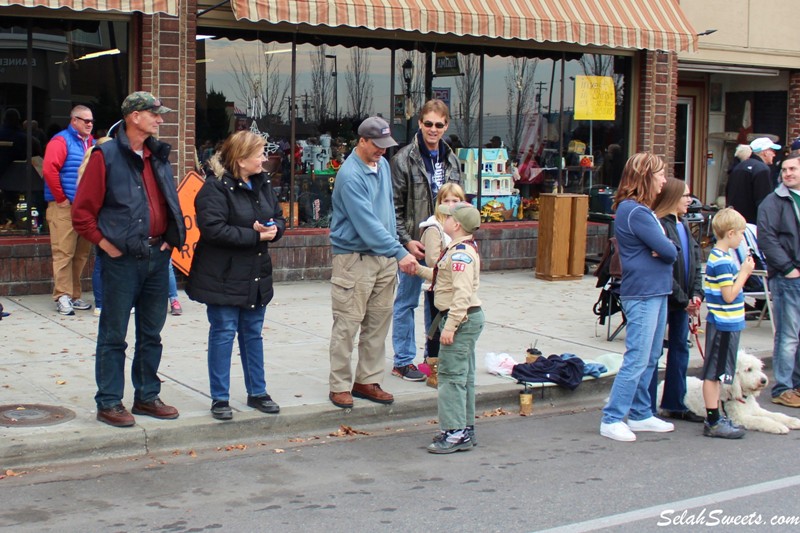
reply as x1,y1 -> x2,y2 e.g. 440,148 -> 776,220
519,390 -> 534,416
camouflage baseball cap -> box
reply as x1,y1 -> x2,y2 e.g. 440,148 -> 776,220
121,91 -> 173,116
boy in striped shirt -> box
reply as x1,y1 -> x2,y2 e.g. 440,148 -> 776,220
702,207 -> 755,438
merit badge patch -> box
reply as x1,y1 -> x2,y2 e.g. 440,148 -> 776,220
450,252 -> 473,263
452,262 -> 466,272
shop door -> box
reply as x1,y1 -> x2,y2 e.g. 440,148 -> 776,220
675,96 -> 694,183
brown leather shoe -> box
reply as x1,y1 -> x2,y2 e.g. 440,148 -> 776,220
97,404 -> 135,427
132,398 -> 180,419
352,383 -> 394,405
329,391 -> 354,409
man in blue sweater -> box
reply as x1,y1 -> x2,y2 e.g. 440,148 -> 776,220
328,117 -> 419,409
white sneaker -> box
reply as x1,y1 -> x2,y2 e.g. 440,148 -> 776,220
600,421 -> 636,442
56,295 -> 74,316
627,416 -> 674,433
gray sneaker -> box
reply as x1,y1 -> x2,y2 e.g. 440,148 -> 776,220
392,364 -> 426,382
703,417 -> 746,439
70,298 -> 92,311
427,430 -> 473,454
56,295 -> 74,316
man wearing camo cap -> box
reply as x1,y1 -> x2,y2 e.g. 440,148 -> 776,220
73,91 -> 186,427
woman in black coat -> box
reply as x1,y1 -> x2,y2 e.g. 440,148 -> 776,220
648,177 -> 704,422
187,130 -> 285,420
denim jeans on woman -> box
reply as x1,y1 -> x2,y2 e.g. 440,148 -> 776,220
602,295 -> 668,424
649,307 -> 691,413
770,276 -> 800,397
206,304 -> 269,401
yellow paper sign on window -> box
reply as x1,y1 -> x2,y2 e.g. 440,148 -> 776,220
573,75 -> 616,121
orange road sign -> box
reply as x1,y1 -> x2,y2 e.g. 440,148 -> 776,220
171,170 -> 205,276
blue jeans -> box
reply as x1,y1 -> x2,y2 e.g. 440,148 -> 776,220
770,276 -> 800,397
649,308 -> 690,413
168,261 -> 178,301
602,296 -> 667,424
92,249 -> 102,309
206,304 -> 268,401
392,269 -> 424,367
95,246 -> 170,409
94,255 -> 177,309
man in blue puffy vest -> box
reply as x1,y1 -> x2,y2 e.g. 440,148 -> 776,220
43,105 -> 96,315
73,91 -> 186,427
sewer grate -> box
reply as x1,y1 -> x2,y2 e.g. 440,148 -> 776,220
0,404 -> 76,427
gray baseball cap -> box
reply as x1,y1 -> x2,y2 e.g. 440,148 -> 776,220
357,116 -> 398,149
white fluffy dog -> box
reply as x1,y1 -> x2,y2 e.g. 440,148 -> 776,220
678,353 -> 800,434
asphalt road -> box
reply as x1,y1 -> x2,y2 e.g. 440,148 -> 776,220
2,403 -> 800,533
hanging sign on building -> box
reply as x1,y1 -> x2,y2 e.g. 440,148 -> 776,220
435,53 -> 460,77
573,75 -> 616,121
171,170 -> 205,275
432,87 -> 451,109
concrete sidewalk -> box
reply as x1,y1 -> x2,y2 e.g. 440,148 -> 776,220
0,270 -> 776,468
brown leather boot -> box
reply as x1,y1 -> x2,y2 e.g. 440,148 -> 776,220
426,357 -> 439,388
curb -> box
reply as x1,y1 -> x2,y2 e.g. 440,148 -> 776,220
2,377 -> 615,469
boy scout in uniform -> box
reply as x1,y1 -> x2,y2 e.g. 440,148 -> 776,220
416,202 -> 484,453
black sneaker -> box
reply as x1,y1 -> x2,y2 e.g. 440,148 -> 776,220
392,364 -> 426,382
466,425 -> 477,447
211,400 -> 233,420
427,430 -> 473,454
247,394 -> 280,414
703,417 -> 745,439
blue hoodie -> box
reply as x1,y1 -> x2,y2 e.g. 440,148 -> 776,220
615,199 -> 677,298
329,150 -> 408,260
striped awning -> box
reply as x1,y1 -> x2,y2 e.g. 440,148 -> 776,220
231,0 -> 697,53
1,0 -> 178,15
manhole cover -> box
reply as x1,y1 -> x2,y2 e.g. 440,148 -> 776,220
0,404 -> 76,427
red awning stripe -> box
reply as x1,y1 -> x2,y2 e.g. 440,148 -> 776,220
2,0 -> 178,15
231,0 -> 697,52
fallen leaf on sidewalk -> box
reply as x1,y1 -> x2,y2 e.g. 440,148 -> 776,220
273,449 -> 285,453
56,380 -> 66,385
288,438 -> 305,443
328,425 -> 370,437
477,408 -> 511,418
188,450 -> 197,458
217,444 -> 248,452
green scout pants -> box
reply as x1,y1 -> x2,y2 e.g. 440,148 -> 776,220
437,309 -> 485,431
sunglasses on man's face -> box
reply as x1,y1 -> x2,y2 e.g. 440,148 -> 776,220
422,120 -> 446,129
74,116 -> 94,125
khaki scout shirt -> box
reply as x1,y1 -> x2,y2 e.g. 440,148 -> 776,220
418,234 -> 481,332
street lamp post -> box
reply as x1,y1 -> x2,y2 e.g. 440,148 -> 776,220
402,58 -> 414,144
325,54 -> 338,122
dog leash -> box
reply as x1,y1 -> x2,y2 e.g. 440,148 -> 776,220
689,314 -> 704,359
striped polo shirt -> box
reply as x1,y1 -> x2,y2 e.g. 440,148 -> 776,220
704,247 -> 746,332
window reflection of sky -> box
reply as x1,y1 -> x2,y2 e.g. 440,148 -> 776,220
202,39 -> 601,119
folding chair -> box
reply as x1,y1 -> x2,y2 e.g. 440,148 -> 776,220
732,225 -> 774,334
604,278 -> 626,341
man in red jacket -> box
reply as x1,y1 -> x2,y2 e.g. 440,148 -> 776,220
43,105 -> 95,315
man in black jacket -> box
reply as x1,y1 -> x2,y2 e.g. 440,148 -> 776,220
73,92 -> 186,427
757,154 -> 800,408
726,137 -> 779,224
389,99 -> 461,382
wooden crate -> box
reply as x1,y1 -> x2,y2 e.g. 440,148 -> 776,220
534,194 -> 588,281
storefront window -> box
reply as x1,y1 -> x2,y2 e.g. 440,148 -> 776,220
0,19 -> 129,235
196,34 -> 630,227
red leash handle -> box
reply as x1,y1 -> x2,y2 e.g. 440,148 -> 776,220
688,314 -> 704,359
